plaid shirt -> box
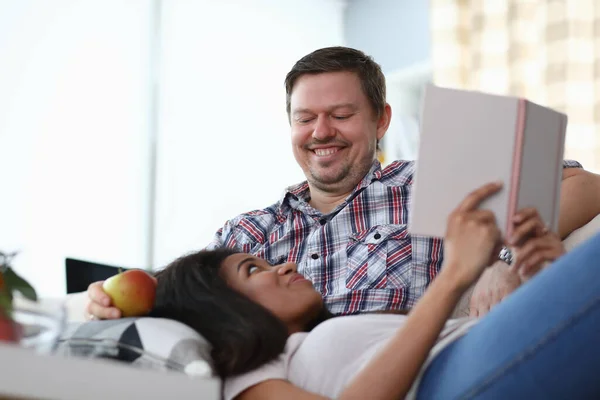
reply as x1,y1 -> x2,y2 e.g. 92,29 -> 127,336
209,159 -> 582,315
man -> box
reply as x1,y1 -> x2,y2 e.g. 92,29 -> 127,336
86,47 -> 600,319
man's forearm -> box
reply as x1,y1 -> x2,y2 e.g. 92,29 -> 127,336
558,169 -> 600,239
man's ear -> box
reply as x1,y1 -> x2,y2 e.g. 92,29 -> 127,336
376,103 -> 392,141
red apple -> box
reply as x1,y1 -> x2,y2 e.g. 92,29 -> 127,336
0,272 -> 18,342
102,269 -> 157,317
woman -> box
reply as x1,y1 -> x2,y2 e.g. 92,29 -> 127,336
151,183 -> 600,399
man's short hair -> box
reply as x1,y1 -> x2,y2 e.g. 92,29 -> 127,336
285,46 -> 386,119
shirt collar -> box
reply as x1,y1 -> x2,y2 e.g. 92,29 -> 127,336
278,160 -> 383,214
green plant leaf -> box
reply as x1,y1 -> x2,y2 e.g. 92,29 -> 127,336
0,289 -> 13,317
3,268 -> 37,301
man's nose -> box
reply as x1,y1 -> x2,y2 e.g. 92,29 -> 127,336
277,262 -> 297,275
312,115 -> 335,140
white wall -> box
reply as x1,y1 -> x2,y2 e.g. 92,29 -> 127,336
344,0 -> 430,73
0,0 -> 152,297
153,0 -> 346,268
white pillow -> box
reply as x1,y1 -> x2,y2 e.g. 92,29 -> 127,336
56,317 -> 214,378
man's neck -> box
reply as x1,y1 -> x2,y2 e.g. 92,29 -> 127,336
308,187 -> 353,214
305,159 -> 377,214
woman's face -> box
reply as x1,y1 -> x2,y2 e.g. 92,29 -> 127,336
220,254 -> 324,333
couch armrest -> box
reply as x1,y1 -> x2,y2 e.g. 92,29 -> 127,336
562,213 -> 600,251
13,291 -> 89,323
63,291 -> 90,322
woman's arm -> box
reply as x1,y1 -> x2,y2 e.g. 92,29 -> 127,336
338,265 -> 465,400
338,181 -> 504,400
238,183 -> 504,400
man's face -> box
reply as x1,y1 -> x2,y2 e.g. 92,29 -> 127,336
289,71 -> 389,193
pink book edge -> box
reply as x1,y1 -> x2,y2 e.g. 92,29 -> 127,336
507,99 -> 527,238
550,114 -> 567,232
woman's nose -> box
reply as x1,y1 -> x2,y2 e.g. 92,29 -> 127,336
277,262 -> 297,275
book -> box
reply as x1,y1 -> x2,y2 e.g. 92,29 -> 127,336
408,85 -> 567,239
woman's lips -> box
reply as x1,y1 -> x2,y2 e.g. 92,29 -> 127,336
289,273 -> 310,285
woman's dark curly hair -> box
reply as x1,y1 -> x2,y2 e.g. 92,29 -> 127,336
150,248 -> 333,379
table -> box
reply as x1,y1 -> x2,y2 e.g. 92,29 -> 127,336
0,343 -> 220,399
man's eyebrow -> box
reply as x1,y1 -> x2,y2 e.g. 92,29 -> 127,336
292,108 -> 313,115
237,257 -> 255,272
292,103 -> 357,115
329,103 -> 357,111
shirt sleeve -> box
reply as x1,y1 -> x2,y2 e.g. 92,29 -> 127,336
222,354 -> 288,400
563,159 -> 583,169
205,219 -> 239,250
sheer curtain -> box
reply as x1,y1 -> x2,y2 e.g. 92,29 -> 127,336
431,0 -> 600,173
0,0 -> 152,297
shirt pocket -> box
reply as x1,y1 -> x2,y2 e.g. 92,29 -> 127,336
345,224 -> 412,290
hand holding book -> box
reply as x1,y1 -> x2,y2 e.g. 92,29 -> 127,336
508,208 -> 566,280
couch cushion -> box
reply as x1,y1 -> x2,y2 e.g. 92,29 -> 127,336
563,213 -> 600,251
55,317 -> 214,377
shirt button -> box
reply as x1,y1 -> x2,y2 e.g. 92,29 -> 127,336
319,218 -> 327,225
311,254 -> 319,260
374,233 -> 382,240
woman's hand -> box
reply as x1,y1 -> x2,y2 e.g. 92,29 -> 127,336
442,182 -> 504,290
509,207 -> 566,281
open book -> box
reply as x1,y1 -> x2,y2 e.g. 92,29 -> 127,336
408,85 -> 567,239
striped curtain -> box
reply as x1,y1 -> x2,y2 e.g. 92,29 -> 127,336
430,0 -> 600,173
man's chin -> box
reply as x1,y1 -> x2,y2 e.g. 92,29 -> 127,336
308,169 -> 348,188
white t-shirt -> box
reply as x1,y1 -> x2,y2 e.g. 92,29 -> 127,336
224,314 -> 478,400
